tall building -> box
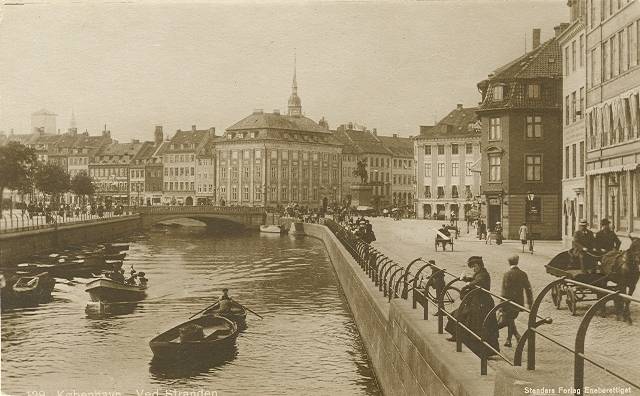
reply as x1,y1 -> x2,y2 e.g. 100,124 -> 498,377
375,134 -> 415,207
414,104 -> 481,220
89,140 -> 145,206
477,26 -> 566,239
584,0 -> 640,236
31,109 -> 57,135
558,1 -> 587,247
215,65 -> 342,208
160,125 -> 215,206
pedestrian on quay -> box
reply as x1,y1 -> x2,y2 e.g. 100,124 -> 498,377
495,222 -> 504,245
499,255 -> 533,347
445,256 -> 499,357
519,223 -> 529,253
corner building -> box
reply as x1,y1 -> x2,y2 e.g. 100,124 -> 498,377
477,26 -> 566,240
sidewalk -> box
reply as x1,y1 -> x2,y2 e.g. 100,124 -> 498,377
367,217 -> 640,391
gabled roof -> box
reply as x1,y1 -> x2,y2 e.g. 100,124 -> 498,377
227,112 -> 329,134
92,142 -> 144,164
376,135 -> 413,158
417,106 -> 480,139
132,141 -> 157,162
163,130 -> 211,154
489,37 -> 561,81
333,127 -> 391,156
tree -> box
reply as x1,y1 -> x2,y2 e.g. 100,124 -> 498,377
353,160 -> 368,184
34,163 -> 71,206
70,172 -> 95,204
0,142 -> 38,212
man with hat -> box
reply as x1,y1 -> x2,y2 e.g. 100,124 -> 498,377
595,218 -> 621,253
571,219 -> 595,273
499,255 -> 533,347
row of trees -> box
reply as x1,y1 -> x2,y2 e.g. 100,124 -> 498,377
0,142 -> 96,211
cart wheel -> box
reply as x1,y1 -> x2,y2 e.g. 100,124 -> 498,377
551,284 -> 562,309
566,287 -> 577,315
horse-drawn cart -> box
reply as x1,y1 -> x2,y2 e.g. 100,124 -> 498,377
545,251 -> 611,316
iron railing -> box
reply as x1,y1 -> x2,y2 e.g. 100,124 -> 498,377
0,210 -> 135,234
323,219 -> 640,394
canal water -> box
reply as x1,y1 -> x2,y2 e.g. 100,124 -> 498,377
1,226 -> 381,396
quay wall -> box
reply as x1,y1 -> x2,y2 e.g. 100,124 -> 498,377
0,216 -> 142,266
302,223 -> 549,396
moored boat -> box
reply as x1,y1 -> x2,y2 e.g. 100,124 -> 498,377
105,252 -> 127,261
85,278 -> 147,302
149,315 -> 238,359
99,243 -> 130,254
202,300 -> 247,325
1,272 -> 55,308
260,224 -> 284,234
289,221 -> 305,236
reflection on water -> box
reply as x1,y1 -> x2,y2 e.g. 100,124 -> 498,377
1,227 -> 381,395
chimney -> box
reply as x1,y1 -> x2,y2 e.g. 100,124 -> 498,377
273,109 -> 280,115
154,126 -> 163,145
457,103 -> 463,110
532,28 -> 541,49
208,127 -> 216,137
132,138 -> 140,144
102,129 -> 111,139
393,133 -> 398,138
192,125 -> 197,132
372,128 -> 377,136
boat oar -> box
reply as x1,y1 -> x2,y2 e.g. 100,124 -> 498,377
189,301 -> 220,319
238,303 -> 264,320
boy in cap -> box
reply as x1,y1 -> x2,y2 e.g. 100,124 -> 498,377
500,255 -> 533,347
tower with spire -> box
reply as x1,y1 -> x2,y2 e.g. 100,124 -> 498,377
287,52 -> 302,117
68,109 -> 78,135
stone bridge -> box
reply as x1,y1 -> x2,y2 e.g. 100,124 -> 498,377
130,206 -> 266,229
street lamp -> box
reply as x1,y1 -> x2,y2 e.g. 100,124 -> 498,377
526,191 -> 535,254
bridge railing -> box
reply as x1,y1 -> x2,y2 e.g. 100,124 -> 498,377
123,205 -> 266,215
323,219 -> 640,394
0,210 -> 135,234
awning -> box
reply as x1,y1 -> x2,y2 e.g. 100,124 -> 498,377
585,164 -> 637,176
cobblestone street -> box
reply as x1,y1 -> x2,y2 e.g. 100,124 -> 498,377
368,217 -> 640,392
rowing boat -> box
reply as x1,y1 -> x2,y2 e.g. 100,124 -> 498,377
260,225 -> 284,234
149,315 -> 238,359
1,272 -> 55,308
85,278 -> 147,302
202,300 -> 247,325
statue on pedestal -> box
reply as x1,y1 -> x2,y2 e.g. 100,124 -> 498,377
353,160 -> 368,184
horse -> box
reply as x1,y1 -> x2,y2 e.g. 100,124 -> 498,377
600,236 -> 640,323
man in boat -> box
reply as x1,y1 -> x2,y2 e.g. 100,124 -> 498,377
137,272 -> 148,287
125,268 -> 138,285
571,219 -> 596,273
595,218 -> 621,253
108,262 -> 125,283
218,288 -> 232,314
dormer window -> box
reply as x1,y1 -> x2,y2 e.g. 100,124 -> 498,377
493,85 -> 504,101
527,83 -> 540,99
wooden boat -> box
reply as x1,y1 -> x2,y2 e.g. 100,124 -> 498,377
85,277 -> 147,302
202,300 -> 247,325
260,224 -> 284,234
1,272 -> 55,307
99,243 -> 130,254
105,252 -> 127,261
149,315 -> 238,359
18,258 -> 113,278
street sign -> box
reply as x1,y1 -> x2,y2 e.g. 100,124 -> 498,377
525,197 -> 541,223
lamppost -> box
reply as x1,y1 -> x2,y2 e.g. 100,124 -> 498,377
527,191 -> 535,254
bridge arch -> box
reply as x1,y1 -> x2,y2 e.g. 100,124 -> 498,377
131,206 -> 266,230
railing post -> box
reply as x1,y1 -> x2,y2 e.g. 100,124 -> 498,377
525,277 -> 565,370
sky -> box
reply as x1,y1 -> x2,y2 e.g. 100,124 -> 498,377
0,1 -> 567,142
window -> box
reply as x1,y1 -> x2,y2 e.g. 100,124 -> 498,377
572,92 -> 577,123
270,167 -> 277,180
489,155 -> 501,181
270,150 -> 278,159
572,144 -> 577,178
579,141 -> 584,176
630,23 -> 637,67
424,163 -> 432,177
231,186 -> 238,200
437,163 -> 445,177
424,186 -> 431,198
525,155 -> 542,181
281,167 -> 288,180
603,40 -> 610,81
451,185 -> 459,198
437,186 -> 445,198
527,84 -> 540,98
281,187 -> 287,201
579,87 -> 585,119
526,115 -> 543,138
489,117 -> 501,140
282,151 -> 289,160
451,144 -> 459,155
243,167 -> 249,179
255,186 -> 262,201
437,145 -> 444,155
231,151 -> 238,160
565,95 -> 570,125
424,145 -> 431,155
452,162 -> 459,177
493,85 -> 503,101
565,146 -> 570,179
466,143 -> 473,154
255,149 -> 262,159
565,46 -> 570,75
466,162 -> 473,176
572,40 -> 577,71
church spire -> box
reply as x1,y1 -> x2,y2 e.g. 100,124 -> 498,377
288,50 -> 302,117
70,109 -> 77,129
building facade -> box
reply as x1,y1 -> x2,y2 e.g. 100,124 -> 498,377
414,105 -> 482,220
559,1 -> 587,247
89,141 -> 144,206
584,0 -> 640,236
378,134 -> 415,207
477,27 -> 566,239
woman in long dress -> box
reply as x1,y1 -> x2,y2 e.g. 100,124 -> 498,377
445,256 -> 500,357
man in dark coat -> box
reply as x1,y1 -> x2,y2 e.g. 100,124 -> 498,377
572,219 -> 596,273
500,255 -> 533,347
595,218 -> 621,253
